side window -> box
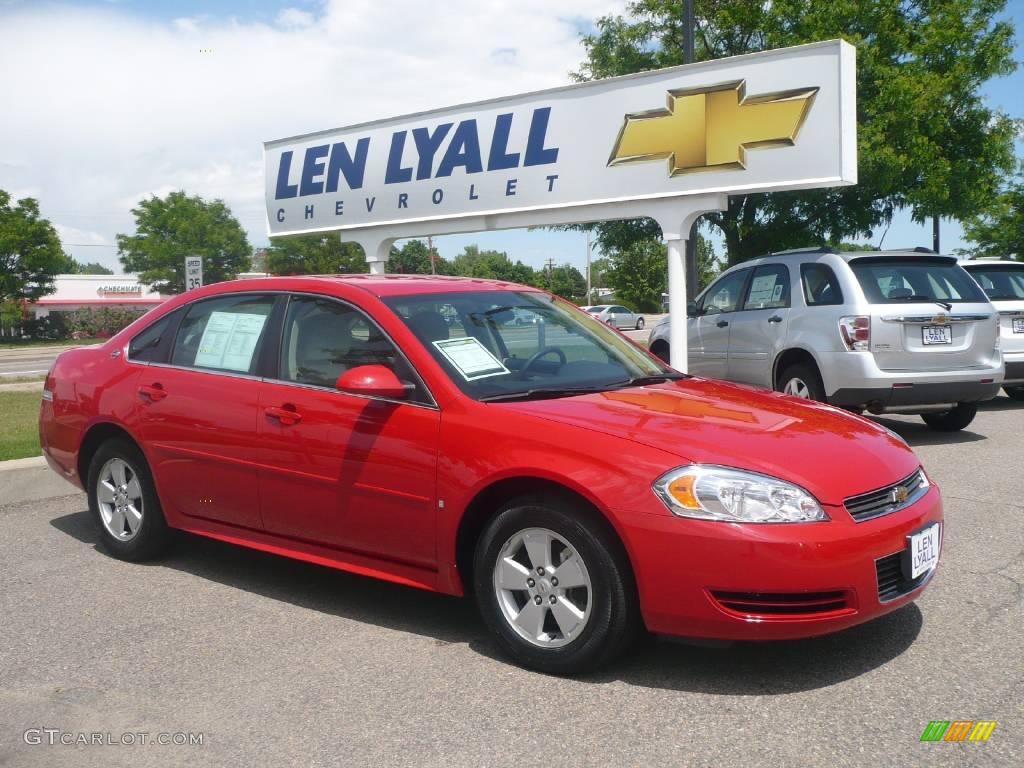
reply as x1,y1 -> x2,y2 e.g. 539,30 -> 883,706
170,294 -> 275,374
128,309 -> 181,364
743,264 -> 791,310
700,269 -> 749,315
801,263 -> 844,306
280,295 -> 428,403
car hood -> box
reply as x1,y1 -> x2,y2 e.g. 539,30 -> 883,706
501,378 -> 920,505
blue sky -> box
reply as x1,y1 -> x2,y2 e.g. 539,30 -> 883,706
1,0 -> 1021,274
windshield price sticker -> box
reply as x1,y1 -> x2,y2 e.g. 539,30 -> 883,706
433,337 -> 510,381
194,311 -> 267,372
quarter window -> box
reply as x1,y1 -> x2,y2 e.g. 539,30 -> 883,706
170,294 -> 275,374
800,263 -> 844,306
743,265 -> 791,310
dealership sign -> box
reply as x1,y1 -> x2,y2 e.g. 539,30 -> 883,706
264,40 -> 855,239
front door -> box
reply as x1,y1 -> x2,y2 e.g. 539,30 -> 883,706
256,294 -> 440,568
727,264 -> 792,387
137,293 -> 277,529
689,268 -> 750,380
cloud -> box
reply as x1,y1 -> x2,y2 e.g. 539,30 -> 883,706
0,0 -> 625,272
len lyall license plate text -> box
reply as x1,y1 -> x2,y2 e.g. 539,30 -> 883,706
922,326 -> 952,345
910,524 -> 940,579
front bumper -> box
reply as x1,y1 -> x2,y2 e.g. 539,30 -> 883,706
624,486 -> 943,641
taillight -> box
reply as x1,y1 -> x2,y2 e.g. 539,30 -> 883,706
839,315 -> 870,351
42,369 -> 56,402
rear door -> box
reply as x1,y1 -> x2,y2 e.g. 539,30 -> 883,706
689,268 -> 751,379
849,257 -> 997,371
137,293 -> 277,529
727,263 -> 792,387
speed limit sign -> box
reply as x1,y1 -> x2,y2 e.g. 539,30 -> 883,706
185,256 -> 203,291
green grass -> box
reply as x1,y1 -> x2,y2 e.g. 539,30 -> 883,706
0,391 -> 43,461
0,337 -> 104,349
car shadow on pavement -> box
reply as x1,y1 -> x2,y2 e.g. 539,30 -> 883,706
872,417 -> 986,447
50,509 -> 922,693
977,394 -> 1023,412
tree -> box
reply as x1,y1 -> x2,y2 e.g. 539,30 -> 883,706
449,245 -> 539,284
66,258 -> 114,275
388,239 -> 434,274
266,235 -> 367,275
606,240 -> 668,312
961,177 -> 1024,260
0,189 -> 69,303
117,191 -> 252,293
547,264 -> 587,300
574,0 -> 1018,264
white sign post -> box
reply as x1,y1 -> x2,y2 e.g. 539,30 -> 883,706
264,40 -> 856,371
185,256 -> 203,291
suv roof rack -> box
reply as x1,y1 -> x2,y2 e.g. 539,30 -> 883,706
764,246 -> 840,257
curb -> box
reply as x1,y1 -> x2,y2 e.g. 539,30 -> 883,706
0,455 -> 83,506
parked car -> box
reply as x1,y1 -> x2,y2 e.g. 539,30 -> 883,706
582,304 -> 645,330
649,248 -> 1002,431
41,275 -> 942,674
961,259 -> 1024,400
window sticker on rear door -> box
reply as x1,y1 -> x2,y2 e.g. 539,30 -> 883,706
432,337 -> 510,381
194,311 -> 267,372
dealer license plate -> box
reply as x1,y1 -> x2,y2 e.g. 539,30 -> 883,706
1013,318 -> 1024,334
909,524 -> 940,579
922,326 -> 952,345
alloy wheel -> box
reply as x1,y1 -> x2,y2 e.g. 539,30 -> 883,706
784,377 -> 811,398
96,458 -> 144,541
492,527 -> 593,648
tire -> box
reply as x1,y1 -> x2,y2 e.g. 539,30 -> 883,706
636,317 -> 645,330
87,438 -> 170,561
776,362 -> 826,402
473,495 -> 639,675
921,402 -> 978,431
650,340 -> 670,363
1004,386 -> 1024,401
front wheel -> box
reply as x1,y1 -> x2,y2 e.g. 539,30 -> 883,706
635,317 -> 645,330
921,402 -> 978,431
1004,386 -> 1024,401
473,496 -> 639,675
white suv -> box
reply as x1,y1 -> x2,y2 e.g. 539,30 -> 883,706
962,259 -> 1024,400
649,248 -> 1004,431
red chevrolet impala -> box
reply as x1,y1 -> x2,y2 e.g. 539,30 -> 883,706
39,275 -> 942,673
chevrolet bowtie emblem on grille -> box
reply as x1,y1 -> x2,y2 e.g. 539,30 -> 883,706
608,80 -> 818,176
932,314 -> 949,325
891,486 -> 909,504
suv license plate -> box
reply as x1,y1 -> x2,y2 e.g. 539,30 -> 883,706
909,524 -> 940,579
1013,318 -> 1024,334
922,326 -> 952,344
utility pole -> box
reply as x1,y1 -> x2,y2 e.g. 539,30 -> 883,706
427,235 -> 437,274
545,257 -> 555,291
932,216 -> 940,254
683,0 -> 700,300
585,231 -> 592,302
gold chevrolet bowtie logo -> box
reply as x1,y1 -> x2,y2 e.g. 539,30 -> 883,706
608,80 -> 818,176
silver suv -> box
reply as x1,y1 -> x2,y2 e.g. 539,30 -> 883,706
962,259 -> 1024,400
649,248 -> 1003,431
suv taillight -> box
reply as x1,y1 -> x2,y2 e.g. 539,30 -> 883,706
839,316 -> 870,351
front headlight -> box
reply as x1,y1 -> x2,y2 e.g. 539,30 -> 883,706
653,465 -> 828,523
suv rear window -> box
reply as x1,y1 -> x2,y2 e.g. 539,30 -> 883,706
849,258 -> 986,304
965,265 -> 1024,300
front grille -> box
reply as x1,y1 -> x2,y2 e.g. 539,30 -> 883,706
845,468 -> 928,522
710,590 -> 851,618
875,552 -> 930,602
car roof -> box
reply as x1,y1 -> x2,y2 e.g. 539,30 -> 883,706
717,247 -> 957,274
222,274 -> 542,298
961,259 -> 1023,268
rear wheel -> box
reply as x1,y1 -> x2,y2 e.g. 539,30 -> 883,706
650,340 -> 670,363
635,317 -> 645,330
921,402 -> 978,431
1004,386 -> 1024,401
777,363 -> 826,403
87,438 -> 170,561
473,495 -> 639,675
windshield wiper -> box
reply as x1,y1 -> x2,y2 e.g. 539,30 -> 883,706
890,295 -> 953,311
479,386 -> 609,403
610,373 -> 689,388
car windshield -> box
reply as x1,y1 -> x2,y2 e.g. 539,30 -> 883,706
965,265 -> 1024,300
382,290 -> 677,401
849,257 -> 987,304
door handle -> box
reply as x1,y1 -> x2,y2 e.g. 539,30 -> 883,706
138,383 -> 167,401
264,405 -> 302,426
716,320 -> 729,328
768,315 -> 784,324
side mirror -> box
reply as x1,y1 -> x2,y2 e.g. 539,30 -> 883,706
686,301 -> 698,317
336,365 -> 407,400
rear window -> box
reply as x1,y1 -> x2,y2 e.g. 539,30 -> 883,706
965,265 -> 1024,300
849,258 -> 987,304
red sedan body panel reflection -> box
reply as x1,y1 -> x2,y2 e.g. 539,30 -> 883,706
39,275 -> 943,642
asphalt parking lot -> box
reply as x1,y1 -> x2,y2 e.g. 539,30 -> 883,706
1,397 -> 1021,767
